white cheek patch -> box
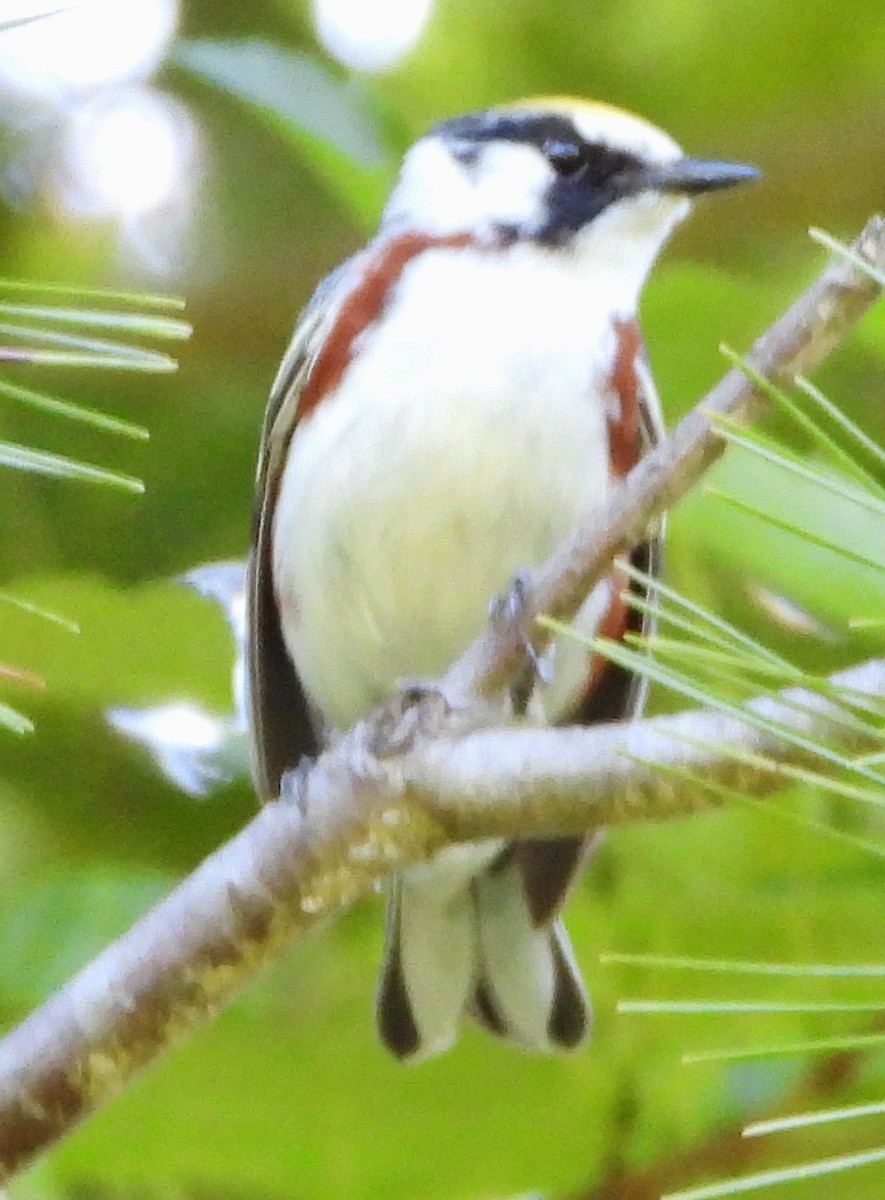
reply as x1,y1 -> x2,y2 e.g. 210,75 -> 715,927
471,141 -> 550,233
383,138 -> 552,239
383,139 -> 476,235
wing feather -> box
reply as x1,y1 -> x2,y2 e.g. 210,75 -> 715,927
246,263 -> 356,801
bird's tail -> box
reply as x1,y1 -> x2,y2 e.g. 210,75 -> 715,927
377,854 -> 591,1060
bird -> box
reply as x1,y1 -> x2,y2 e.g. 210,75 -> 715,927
246,97 -> 758,1061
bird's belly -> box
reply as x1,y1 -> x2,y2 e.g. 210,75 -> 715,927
273,375 -> 614,730
272,280 -> 619,729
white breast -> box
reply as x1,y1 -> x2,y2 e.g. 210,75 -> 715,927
272,241 -> 632,730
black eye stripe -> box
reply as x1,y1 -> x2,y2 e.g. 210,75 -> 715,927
543,139 -> 586,175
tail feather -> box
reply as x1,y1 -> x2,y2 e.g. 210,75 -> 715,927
545,922 -> 592,1047
473,856 -> 591,1050
377,874 -> 476,1060
377,853 -> 590,1059
376,888 -> 420,1058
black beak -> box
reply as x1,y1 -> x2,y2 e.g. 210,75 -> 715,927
629,157 -> 761,196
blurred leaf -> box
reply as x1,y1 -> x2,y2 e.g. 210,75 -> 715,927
668,441 -> 885,679
0,573 -> 235,710
699,445 -> 885,624
175,38 -> 394,225
0,867 -> 173,1012
0,589 -> 75,739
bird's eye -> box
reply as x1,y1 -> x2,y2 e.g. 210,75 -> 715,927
544,140 -> 586,176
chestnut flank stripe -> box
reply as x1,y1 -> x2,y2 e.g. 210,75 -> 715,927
608,317 -> 642,477
297,231 -> 474,420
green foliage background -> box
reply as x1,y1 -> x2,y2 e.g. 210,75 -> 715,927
0,2 -> 883,1199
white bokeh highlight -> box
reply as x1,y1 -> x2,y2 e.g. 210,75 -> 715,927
312,0 -> 433,72
0,0 -> 178,99
57,88 -> 197,218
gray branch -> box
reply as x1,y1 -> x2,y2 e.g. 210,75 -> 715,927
0,218 -> 883,1182
402,659 -> 885,838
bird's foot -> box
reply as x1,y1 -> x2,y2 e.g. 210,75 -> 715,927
368,678 -> 454,757
489,570 -> 553,702
278,755 -> 315,814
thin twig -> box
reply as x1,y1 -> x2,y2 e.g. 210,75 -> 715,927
402,660 -> 885,839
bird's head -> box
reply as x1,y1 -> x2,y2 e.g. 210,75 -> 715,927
382,97 -> 757,294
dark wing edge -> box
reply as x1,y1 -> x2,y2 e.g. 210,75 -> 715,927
247,533 -> 316,802
619,346 -> 666,719
246,266 -> 354,801
515,345 -> 666,926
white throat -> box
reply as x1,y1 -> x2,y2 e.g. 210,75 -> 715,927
566,189 -> 691,307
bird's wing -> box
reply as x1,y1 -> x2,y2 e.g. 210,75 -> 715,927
622,347 -> 666,716
514,345 -> 666,926
246,262 -> 357,801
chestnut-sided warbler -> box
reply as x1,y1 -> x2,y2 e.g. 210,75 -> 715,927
247,98 -> 757,1060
